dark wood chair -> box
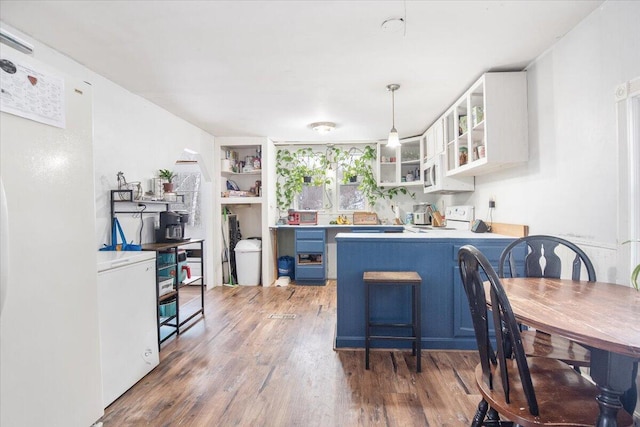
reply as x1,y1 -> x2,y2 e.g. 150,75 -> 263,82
499,235 -> 638,414
498,235 -> 593,368
458,245 -> 634,427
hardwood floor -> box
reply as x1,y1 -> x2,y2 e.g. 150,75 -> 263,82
100,281 -> 482,426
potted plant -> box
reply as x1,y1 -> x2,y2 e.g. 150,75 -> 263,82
275,148 -> 331,214
158,169 -> 176,192
333,145 -> 416,208
337,145 -> 375,185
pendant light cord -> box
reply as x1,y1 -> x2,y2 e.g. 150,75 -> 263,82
391,88 -> 395,128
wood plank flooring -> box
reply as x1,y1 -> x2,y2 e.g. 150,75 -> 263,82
99,281 -> 483,426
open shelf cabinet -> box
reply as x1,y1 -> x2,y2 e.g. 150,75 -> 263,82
443,72 -> 528,177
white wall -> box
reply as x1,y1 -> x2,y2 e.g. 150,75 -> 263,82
0,22 -> 216,283
441,0 -> 640,284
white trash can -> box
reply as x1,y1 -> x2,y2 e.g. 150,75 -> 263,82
234,239 -> 262,286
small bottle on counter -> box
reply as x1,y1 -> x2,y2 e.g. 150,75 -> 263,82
405,213 -> 413,224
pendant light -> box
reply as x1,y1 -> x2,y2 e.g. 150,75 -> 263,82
386,84 -> 400,148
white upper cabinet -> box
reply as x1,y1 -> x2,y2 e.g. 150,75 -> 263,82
424,118 -> 445,162
377,136 -> 423,187
444,72 -> 528,176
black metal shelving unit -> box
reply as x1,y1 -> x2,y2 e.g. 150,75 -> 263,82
110,190 -> 205,350
141,239 -> 206,350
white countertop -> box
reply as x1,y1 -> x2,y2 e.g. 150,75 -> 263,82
335,229 -> 513,239
271,224 -> 404,229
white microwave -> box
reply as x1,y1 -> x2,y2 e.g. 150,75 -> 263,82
423,153 -> 474,194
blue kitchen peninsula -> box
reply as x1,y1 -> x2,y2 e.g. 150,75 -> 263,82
335,231 -> 518,350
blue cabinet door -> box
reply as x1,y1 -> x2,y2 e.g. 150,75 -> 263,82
295,228 -> 326,285
452,243 -> 524,337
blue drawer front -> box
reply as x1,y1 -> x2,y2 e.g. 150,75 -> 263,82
296,265 -> 325,279
297,240 -> 324,253
296,229 -> 325,240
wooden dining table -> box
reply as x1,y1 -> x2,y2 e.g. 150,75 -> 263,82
496,277 -> 640,427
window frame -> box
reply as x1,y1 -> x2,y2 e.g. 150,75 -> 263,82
280,143 -> 375,214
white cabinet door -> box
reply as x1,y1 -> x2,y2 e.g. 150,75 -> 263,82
434,119 -> 445,156
425,127 -> 435,160
377,138 -> 424,187
377,142 -> 399,185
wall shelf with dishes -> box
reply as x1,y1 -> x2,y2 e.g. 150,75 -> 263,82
219,144 -> 263,204
377,136 -> 423,186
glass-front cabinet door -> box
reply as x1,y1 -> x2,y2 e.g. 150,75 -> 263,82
377,137 -> 423,187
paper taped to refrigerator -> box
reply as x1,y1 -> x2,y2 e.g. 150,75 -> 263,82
0,53 -> 65,128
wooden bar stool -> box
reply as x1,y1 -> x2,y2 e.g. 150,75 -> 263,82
363,271 -> 422,372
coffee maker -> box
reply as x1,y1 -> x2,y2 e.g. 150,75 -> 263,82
156,211 -> 189,242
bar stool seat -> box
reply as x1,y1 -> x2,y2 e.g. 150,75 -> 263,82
363,271 -> 422,372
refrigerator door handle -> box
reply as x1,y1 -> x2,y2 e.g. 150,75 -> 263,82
1,177 -> 9,315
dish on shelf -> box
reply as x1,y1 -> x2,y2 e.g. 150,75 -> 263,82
221,190 -> 258,198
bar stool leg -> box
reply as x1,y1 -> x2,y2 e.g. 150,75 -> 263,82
415,282 -> 421,372
411,285 -> 416,356
365,281 -> 370,370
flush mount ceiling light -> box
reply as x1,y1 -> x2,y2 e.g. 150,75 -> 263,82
309,122 -> 336,134
386,84 -> 400,148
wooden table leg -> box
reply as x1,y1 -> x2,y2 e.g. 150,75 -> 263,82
590,348 -> 636,427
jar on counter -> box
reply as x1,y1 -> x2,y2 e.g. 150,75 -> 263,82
459,147 -> 468,166
405,213 -> 413,224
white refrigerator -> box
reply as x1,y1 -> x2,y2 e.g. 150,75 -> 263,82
0,44 -> 104,425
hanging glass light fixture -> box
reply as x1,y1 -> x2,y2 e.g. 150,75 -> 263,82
386,84 -> 400,148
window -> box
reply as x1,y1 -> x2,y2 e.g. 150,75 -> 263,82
615,77 -> 640,287
277,143 -> 374,213
338,167 -> 366,211
298,185 -> 324,211
174,171 -> 202,226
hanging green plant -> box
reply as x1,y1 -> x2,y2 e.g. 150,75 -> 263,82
331,145 -> 415,207
275,147 -> 331,212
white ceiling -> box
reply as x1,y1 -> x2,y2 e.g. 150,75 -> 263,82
0,1 -> 603,143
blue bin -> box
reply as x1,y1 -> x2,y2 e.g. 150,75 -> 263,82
159,301 -> 176,317
158,250 -> 188,283
278,256 -> 295,279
